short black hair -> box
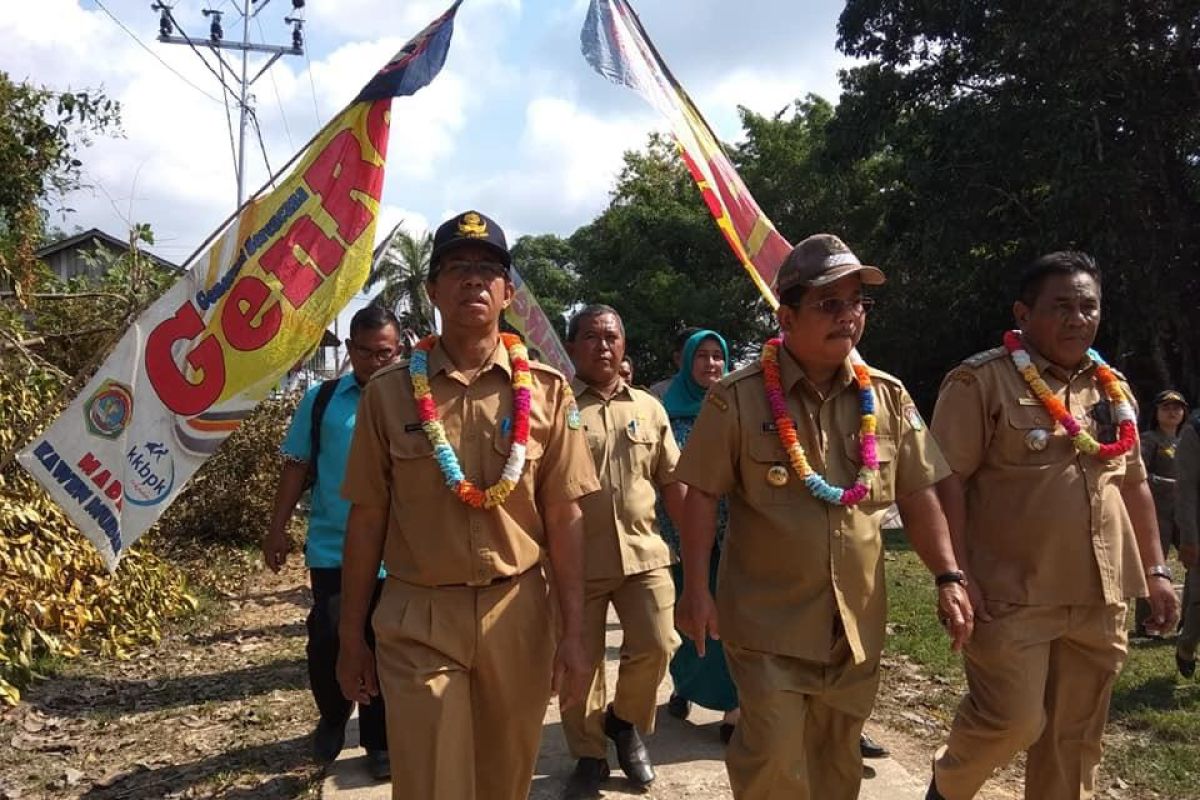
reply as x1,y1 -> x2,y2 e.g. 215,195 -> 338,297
672,326 -> 702,354
350,305 -> 401,339
567,304 -> 624,342
1018,251 -> 1101,307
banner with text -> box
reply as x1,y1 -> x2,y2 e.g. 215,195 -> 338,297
19,1 -> 464,570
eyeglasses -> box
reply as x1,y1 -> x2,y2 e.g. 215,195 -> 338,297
441,260 -> 508,281
348,343 -> 398,362
799,297 -> 876,316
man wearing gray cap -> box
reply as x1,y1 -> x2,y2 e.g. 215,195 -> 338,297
673,234 -> 972,799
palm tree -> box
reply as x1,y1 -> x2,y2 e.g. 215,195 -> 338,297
365,224 -> 435,335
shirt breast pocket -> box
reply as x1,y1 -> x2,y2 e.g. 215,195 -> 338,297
492,430 -> 545,489
623,422 -> 657,477
389,434 -> 440,502
1000,405 -> 1059,465
746,434 -> 792,505
843,434 -> 898,504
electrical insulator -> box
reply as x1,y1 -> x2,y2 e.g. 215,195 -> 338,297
210,17 -> 223,42
292,25 -> 303,50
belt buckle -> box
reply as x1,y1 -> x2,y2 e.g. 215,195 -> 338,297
465,576 -> 494,588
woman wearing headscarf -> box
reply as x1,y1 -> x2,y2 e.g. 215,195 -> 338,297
1134,389 -> 1190,636
656,329 -> 739,742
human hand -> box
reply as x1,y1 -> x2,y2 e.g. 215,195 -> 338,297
937,583 -> 975,651
261,530 -> 290,573
676,588 -> 720,658
1144,577 -> 1181,636
337,635 -> 380,705
552,634 -> 590,711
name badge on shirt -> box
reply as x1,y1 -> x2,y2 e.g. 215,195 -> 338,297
404,422 -> 423,433
1018,397 -> 1041,406
761,422 -> 778,433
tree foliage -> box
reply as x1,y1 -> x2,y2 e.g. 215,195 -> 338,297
568,135 -> 774,384
366,227 -> 435,335
0,72 -> 121,299
510,233 -> 580,337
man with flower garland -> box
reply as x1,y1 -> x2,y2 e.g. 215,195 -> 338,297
561,304 -> 685,794
336,211 -> 601,800
674,233 -> 974,800
925,251 -> 1180,800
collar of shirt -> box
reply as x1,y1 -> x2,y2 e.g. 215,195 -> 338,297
1022,338 -> 1097,384
571,377 -> 631,402
778,344 -> 855,401
426,336 -> 512,384
335,372 -> 363,397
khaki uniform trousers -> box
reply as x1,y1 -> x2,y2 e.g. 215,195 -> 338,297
933,602 -> 1128,800
724,636 -> 879,800
563,567 -> 678,758
1177,568 -> 1200,659
372,568 -> 555,800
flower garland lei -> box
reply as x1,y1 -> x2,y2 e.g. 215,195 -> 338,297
761,338 -> 879,505
1002,330 -> 1136,459
410,333 -> 532,509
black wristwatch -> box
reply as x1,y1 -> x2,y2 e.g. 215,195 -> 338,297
935,570 -> 968,588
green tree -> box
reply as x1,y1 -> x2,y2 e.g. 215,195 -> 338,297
570,134 -> 774,384
826,0 -> 1200,405
366,226 -> 435,335
0,72 -> 121,299
510,233 -> 581,337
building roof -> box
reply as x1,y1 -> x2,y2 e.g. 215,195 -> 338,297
36,228 -> 181,272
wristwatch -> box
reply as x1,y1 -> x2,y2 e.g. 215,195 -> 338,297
1146,564 -> 1173,582
935,570 -> 968,587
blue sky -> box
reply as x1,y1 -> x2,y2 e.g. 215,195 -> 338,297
2,0 -> 853,265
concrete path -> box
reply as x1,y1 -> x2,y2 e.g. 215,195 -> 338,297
324,611 -> 927,799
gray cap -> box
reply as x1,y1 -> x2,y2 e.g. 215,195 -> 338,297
773,234 -> 886,295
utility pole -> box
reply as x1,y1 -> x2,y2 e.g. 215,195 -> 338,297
152,0 -> 307,207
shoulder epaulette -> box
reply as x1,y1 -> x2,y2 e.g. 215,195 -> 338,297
961,347 -> 1007,369
721,361 -> 762,387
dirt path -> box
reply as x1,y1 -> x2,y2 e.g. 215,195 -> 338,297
0,561 -> 322,800
1,562 -> 1021,800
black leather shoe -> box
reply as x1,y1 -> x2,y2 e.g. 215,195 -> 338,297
667,693 -> 690,720
1178,650 -> 1197,679
565,757 -> 610,799
365,748 -> 391,780
925,777 -> 947,800
312,718 -> 345,764
860,731 -> 889,759
603,705 -> 655,786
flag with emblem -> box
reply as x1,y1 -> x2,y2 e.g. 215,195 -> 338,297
17,1 -> 463,571
580,0 -> 792,307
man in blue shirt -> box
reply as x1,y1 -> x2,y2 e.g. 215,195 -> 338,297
263,305 -> 402,780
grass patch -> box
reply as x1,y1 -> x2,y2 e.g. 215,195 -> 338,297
883,532 -> 1200,800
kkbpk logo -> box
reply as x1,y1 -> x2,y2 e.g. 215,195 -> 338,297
125,441 -> 175,507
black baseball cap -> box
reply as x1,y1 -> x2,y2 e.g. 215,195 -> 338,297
773,233 -> 886,295
1155,389 -> 1188,408
429,210 -> 511,277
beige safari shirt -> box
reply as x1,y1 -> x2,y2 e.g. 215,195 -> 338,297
673,345 -> 950,664
572,380 -> 681,580
343,338 -> 600,588
930,344 -> 1149,606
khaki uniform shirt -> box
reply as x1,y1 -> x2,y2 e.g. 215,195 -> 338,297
572,380 -> 680,580
1176,425 -> 1200,549
930,345 -> 1149,606
343,338 -> 600,588
673,346 -> 950,664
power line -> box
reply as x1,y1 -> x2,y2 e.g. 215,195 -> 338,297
214,46 -> 241,199
159,5 -> 247,106
303,45 -> 322,128
91,0 -> 223,104
257,15 -> 295,151
249,108 -> 276,187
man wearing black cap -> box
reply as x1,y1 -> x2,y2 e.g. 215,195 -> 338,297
673,233 -> 971,799
336,211 -> 600,800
